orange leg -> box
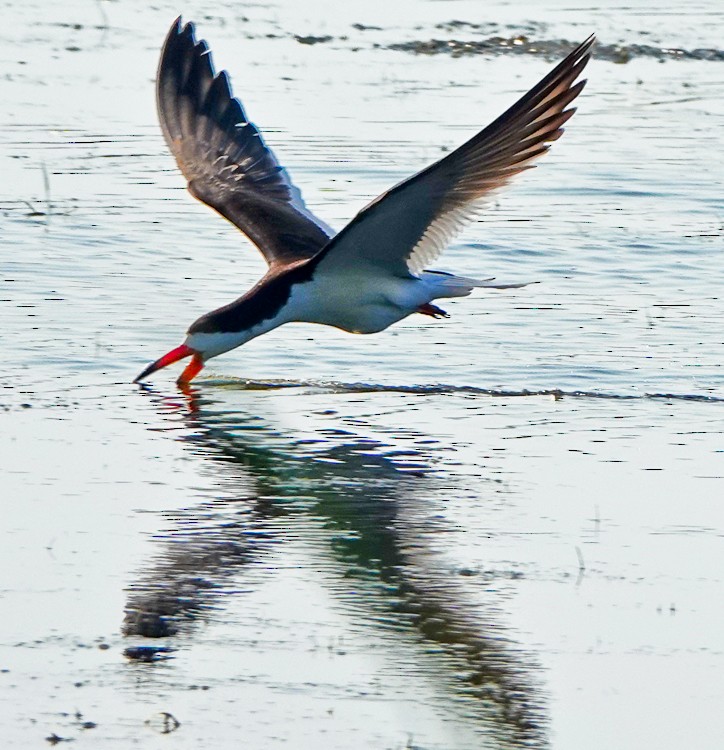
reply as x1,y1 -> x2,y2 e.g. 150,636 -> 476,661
177,354 -> 204,386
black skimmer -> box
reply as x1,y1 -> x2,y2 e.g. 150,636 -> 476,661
135,19 -> 594,386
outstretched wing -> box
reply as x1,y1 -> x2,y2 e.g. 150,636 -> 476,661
157,18 -> 333,268
310,36 -> 594,278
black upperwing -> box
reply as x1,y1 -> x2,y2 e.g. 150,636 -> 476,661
157,18 -> 334,268
310,36 -> 594,279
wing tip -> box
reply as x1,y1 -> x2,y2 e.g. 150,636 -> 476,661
576,33 -> 597,57
160,16 -> 207,66
163,15 -> 192,49
160,17 -> 239,112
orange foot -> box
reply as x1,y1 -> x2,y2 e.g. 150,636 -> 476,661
417,303 -> 450,319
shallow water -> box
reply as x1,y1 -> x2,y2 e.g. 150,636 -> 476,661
1,1 -> 723,748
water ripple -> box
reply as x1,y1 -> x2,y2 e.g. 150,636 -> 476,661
199,377 -> 724,403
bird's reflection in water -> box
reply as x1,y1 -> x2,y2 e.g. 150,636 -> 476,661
126,384 -> 547,747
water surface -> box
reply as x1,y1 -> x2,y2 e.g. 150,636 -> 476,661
1,1 -> 723,748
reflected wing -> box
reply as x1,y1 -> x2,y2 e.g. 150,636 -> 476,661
311,36 -> 594,278
157,18 -> 333,268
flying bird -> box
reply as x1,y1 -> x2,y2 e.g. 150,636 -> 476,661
135,19 -> 594,385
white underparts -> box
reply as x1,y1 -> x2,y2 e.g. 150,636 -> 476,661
185,267 -> 525,360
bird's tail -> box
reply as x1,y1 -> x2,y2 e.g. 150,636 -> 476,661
421,269 -> 531,298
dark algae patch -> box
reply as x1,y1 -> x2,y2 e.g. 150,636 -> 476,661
386,35 -> 724,62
